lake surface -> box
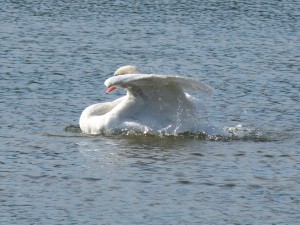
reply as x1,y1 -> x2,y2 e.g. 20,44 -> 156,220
1,0 -> 300,224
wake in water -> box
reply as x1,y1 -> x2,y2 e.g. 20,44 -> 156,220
64,123 -> 267,142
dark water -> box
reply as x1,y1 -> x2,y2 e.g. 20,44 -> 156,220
1,0 -> 300,224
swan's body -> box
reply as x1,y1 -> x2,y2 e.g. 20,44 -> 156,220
79,66 -> 212,135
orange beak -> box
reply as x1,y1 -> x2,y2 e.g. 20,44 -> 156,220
106,86 -> 116,94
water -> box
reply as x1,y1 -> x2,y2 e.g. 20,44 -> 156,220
1,0 -> 299,224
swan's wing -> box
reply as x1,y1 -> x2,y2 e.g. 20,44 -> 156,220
104,74 -> 210,128
104,74 -> 212,94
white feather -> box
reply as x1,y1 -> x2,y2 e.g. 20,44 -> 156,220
80,66 -> 212,135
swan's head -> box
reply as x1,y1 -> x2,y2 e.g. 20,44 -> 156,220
106,65 -> 143,94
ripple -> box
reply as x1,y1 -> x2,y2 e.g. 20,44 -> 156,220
2,0 -> 299,224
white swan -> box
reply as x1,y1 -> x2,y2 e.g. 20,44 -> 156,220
79,65 -> 212,135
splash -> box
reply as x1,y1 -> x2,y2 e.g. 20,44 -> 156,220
223,124 -> 269,142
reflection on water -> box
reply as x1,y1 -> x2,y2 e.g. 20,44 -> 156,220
74,133 -> 300,224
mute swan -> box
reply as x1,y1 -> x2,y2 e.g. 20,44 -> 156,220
79,65 -> 212,135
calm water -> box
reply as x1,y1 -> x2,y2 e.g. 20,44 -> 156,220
1,0 -> 300,224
